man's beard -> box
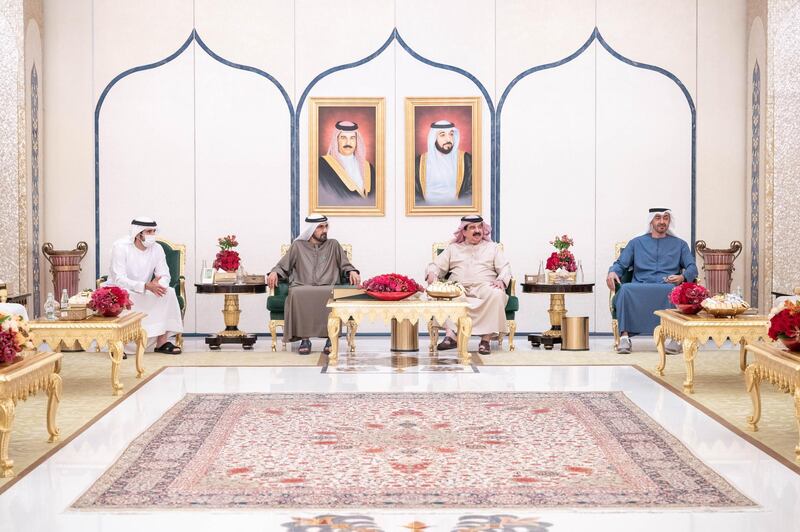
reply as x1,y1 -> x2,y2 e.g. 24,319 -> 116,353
312,233 -> 328,243
435,142 -> 453,154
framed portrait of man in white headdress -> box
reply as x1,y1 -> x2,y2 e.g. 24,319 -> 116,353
309,97 -> 385,216
404,96 -> 481,216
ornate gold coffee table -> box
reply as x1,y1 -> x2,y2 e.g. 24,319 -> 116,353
0,351 -> 63,477
326,295 -> 471,365
29,312 -> 146,396
653,309 -> 769,394
743,341 -> 800,461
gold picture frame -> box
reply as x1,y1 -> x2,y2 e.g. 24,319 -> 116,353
309,97 -> 385,216
405,96 -> 481,216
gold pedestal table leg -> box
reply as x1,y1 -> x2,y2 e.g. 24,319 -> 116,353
327,313 -> 341,366
46,373 -> 62,443
0,398 -> 15,477
457,316 -> 472,364
544,294 -> 566,338
207,294 -> 257,350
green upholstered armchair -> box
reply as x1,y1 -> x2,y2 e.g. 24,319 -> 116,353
267,243 -> 355,352
609,241 -> 631,349
96,237 -> 187,348
431,242 -> 519,351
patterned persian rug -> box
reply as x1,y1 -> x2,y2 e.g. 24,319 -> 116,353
74,392 -> 754,509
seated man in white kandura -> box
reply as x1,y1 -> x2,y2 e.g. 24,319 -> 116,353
426,214 -> 511,355
106,217 -> 183,354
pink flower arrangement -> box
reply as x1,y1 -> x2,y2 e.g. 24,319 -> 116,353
361,273 -> 423,293
213,234 -> 241,272
545,235 -> 577,272
668,282 -> 709,306
0,312 -> 30,364
89,286 -> 133,317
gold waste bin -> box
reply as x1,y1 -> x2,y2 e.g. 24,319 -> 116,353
391,318 -> 419,352
561,316 -> 589,351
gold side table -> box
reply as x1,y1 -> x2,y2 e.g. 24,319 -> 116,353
653,309 -> 769,394
743,341 -> 800,461
29,312 -> 146,396
0,351 -> 63,477
195,283 -> 267,350
521,283 -> 595,350
326,295 -> 471,365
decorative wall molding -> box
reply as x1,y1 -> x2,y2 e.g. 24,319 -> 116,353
94,26 -> 698,274
750,61 -> 760,307
31,62 -> 40,313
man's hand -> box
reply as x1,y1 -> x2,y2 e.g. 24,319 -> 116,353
426,273 -> 437,285
666,274 -> 685,285
145,276 -> 166,297
606,272 -> 621,290
491,279 -> 505,290
267,272 -> 279,290
349,271 -> 361,286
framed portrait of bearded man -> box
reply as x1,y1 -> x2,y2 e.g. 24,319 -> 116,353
309,97 -> 385,216
405,96 -> 481,216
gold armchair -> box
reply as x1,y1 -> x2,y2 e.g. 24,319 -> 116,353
429,242 -> 518,351
267,243 -> 356,352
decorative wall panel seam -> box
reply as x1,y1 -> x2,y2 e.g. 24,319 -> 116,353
750,61 -> 760,307
31,62 -> 39,313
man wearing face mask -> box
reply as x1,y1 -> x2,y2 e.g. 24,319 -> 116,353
106,217 -> 183,354
425,215 -> 511,355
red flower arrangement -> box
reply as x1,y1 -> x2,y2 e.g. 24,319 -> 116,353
213,234 -> 240,272
768,302 -> 800,348
545,235 -> 577,272
0,312 -> 30,364
668,282 -> 709,314
89,286 -> 133,317
362,273 -> 423,298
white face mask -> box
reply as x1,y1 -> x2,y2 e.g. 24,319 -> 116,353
142,234 -> 157,248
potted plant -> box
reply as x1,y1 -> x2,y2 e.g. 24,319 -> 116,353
668,282 -> 710,314
88,286 -> 132,317
768,301 -> 800,351
0,312 -> 31,364
545,234 -> 577,284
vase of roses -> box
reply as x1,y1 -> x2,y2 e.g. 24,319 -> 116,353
361,273 -> 423,301
545,234 -> 578,284
213,234 -> 241,272
768,301 -> 800,351
668,282 -> 710,314
88,286 -> 133,317
0,312 -> 32,364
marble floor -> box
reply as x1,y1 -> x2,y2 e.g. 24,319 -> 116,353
0,342 -> 799,531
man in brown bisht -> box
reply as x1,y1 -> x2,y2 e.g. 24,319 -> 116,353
426,214 -> 511,355
268,214 -> 360,355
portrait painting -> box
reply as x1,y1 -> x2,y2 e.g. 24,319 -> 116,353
405,96 -> 481,216
309,97 -> 385,216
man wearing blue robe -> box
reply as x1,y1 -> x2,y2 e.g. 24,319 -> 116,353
607,208 -> 698,354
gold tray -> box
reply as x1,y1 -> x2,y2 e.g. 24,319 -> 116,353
426,290 -> 461,300
701,307 -> 749,318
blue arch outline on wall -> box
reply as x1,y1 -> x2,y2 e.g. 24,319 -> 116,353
496,28 -> 697,246
93,29 -> 294,274
94,26 -> 697,274
292,28 -> 496,239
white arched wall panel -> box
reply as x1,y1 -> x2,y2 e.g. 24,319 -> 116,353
597,0 -> 697,98
294,0 -> 395,93
97,51 -> 196,330
194,47 -> 292,335
394,48 -> 493,305
495,0 -> 596,91
297,48 -> 396,333
500,47 -> 596,334
594,50 -> 693,333
396,0 -> 495,91
93,0 -> 194,99
195,0 -> 295,95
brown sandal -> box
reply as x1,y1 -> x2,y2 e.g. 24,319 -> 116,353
478,340 -> 491,355
436,336 -> 458,351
